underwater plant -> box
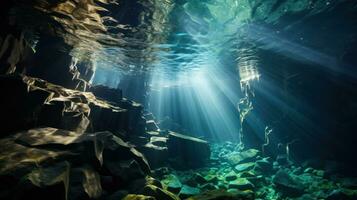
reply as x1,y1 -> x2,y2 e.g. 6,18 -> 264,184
262,126 -> 273,156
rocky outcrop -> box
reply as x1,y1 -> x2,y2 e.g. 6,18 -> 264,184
0,75 -> 145,137
0,73 -> 214,199
0,127 -> 150,200
0,74 -> 153,199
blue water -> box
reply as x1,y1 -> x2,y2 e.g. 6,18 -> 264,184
90,0 -> 357,156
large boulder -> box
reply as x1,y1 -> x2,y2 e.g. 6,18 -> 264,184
167,132 -> 210,169
137,136 -> 169,169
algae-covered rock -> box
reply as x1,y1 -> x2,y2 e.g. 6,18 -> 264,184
273,169 -> 305,196
193,173 -> 208,184
254,158 -> 273,175
313,169 -> 325,177
234,162 -> 255,173
204,174 -> 219,183
122,194 -> 156,200
161,174 -> 183,194
146,176 -> 163,189
200,183 -> 218,191
179,185 -> 201,199
225,171 -> 238,181
228,178 -> 255,190
142,184 -> 180,200
225,149 -> 259,166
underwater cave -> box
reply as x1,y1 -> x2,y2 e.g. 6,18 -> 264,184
1,0 -> 357,199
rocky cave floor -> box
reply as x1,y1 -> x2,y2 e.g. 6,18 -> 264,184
151,143 -> 357,200
0,75 -> 357,200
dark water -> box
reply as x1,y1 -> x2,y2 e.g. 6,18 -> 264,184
4,0 -> 357,173
92,0 -> 357,162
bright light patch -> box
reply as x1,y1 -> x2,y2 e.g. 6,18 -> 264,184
147,56 -> 242,141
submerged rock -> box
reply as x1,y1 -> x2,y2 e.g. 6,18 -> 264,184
228,178 -> 255,190
203,174 -> 219,184
146,120 -> 160,132
295,194 -> 316,200
167,132 -> 210,169
138,136 -> 169,169
272,169 -> 305,196
234,162 -> 255,173
186,189 -> 254,200
200,183 -> 218,191
340,178 -> 357,189
254,158 -> 273,175
142,184 -> 180,200
179,185 -> 201,199
326,189 -> 357,200
225,171 -> 238,181
225,149 -> 259,166
122,194 -> 156,200
161,174 -> 182,194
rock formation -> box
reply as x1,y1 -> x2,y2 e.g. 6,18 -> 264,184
0,73 -> 213,199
